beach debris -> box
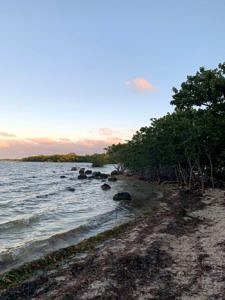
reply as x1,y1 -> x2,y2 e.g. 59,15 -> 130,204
60,175 -> 66,179
71,167 -> 77,171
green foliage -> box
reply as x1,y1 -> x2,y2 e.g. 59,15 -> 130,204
106,63 -> 225,191
86,153 -> 108,167
171,63 -> 225,111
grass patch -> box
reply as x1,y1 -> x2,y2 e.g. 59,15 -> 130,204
0,219 -> 140,291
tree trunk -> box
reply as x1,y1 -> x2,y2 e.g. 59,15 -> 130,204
187,158 -> 194,188
207,153 -> 214,189
178,161 -> 187,186
156,166 -> 161,184
196,158 -> 204,194
175,167 -> 180,184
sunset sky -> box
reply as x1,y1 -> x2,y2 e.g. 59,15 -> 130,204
0,0 -> 225,158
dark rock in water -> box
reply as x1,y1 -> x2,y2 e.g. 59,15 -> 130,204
71,167 -> 77,171
94,175 -> 102,180
101,183 -> 111,190
60,175 -> 66,179
92,171 -> 101,177
111,170 -> 121,176
113,192 -> 132,201
66,187 -> 75,192
79,168 -> 85,174
92,172 -> 108,179
85,170 -> 92,175
108,177 -> 117,182
100,173 -> 108,179
92,163 -> 102,167
78,174 -> 87,179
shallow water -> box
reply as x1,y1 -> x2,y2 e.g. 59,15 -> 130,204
0,161 -> 161,273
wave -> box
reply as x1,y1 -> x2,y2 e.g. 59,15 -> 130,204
0,206 -> 133,274
36,192 -> 58,199
1,176 -> 73,193
0,214 -> 41,231
46,206 -> 132,242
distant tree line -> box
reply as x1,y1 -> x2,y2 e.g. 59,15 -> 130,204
106,63 -> 225,192
22,153 -> 110,167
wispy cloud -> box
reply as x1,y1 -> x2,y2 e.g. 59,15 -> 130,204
27,138 -> 57,145
0,132 -> 16,137
125,77 -> 155,92
98,128 -> 121,136
99,128 -> 114,136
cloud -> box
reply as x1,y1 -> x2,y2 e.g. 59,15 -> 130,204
27,138 -> 56,145
59,138 -> 73,142
99,128 -> 113,136
0,132 -> 16,137
125,77 -> 155,92
98,128 -> 123,138
0,136 -> 124,159
0,140 -> 9,148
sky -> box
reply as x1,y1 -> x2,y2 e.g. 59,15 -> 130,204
0,0 -> 225,158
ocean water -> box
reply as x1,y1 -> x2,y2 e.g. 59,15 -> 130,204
0,161 -> 161,273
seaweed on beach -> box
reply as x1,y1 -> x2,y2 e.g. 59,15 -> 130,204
0,220 -> 137,292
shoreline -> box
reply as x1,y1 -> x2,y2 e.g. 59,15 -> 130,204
0,176 -> 163,287
0,173 -> 162,276
1,183 -> 225,299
